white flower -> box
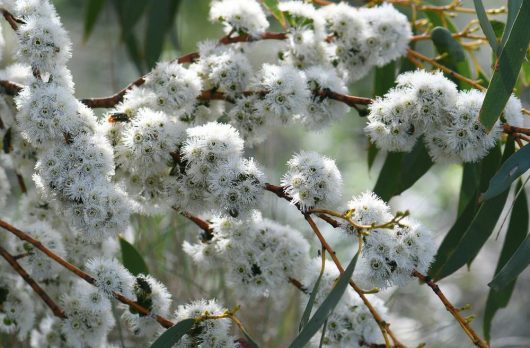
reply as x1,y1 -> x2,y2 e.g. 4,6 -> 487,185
227,95 -> 270,146
209,0 -> 269,37
282,151 -> 342,211
504,95 -> 525,127
360,4 -> 412,66
116,108 -> 184,177
184,212 -> 310,300
85,257 -> 135,298
0,166 -> 10,209
172,299 -> 238,348
13,222 -> 66,281
144,61 -> 202,116
301,65 -> 349,130
207,158 -> 266,218
181,122 -> 244,183
0,277 -> 36,340
365,89 -> 420,152
121,275 -> 172,339
252,64 -> 310,124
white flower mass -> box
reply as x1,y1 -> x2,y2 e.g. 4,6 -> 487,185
0,0 -> 523,347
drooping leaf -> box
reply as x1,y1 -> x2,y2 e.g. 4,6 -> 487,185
150,319 -> 195,348
239,324 -> 260,348
489,220 -> 530,292
288,253 -> 358,348
457,163 -> 481,215
430,26 -> 472,89
374,61 -> 396,97
501,0 -> 524,47
373,152 -> 403,201
145,0 -> 180,70
367,141 -> 379,171
83,0 -> 107,41
396,139 -> 433,193
484,182 -> 528,341
299,261 -> 325,332
478,1 -> 530,131
472,0 -> 499,55
263,0 -> 286,27
434,140 -> 515,280
112,0 -> 149,35
119,237 -> 149,276
482,143 -> 530,200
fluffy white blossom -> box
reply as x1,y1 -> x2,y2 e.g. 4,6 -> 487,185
227,95 -> 269,146
85,257 -> 135,298
207,158 -> 266,217
209,0 -> 269,37
61,282 -> 115,348
184,212 -> 310,300
302,66 -> 350,130
144,62 -> 203,116
302,260 -> 386,347
345,192 -> 435,288
0,277 -> 36,340
0,166 -> 10,209
121,275 -> 172,339
172,299 -> 238,348
12,222 -> 66,280
181,122 -> 244,183
252,64 -> 310,124
282,151 -> 342,211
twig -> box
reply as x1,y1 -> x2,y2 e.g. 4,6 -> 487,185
1,9 -> 21,31
412,271 -> 488,348
0,219 -> 176,329
0,244 -> 66,319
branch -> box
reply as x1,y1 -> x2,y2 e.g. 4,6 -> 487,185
0,244 -> 66,319
0,219 -> 175,329
412,271 -> 488,348
1,9 -> 21,31
0,80 -> 23,95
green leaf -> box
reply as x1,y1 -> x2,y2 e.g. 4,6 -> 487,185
429,191 -> 479,278
150,318 -> 195,348
263,0 -> 286,27
112,0 -> 149,34
239,324 -> 260,348
479,1 -> 530,131
430,26 -> 472,89
489,218 -> 530,292
396,139 -> 433,193
373,152 -> 403,201
433,140 -> 515,280
482,143 -> 530,200
372,139 -> 433,201
120,237 -> 149,276
501,0 -> 523,47
457,163 -> 480,215
367,141 -> 379,171
374,61 -> 396,96
144,0 -> 180,70
472,0 -> 499,55
299,262 -> 325,332
83,0 -> 106,41
288,253 -> 359,348
484,181 -> 528,341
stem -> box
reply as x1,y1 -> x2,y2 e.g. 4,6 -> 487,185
412,271 -> 488,348
304,214 -> 402,348
0,219 -> 175,329
0,244 -> 66,319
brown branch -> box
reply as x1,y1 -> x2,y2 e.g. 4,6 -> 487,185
0,80 -> 23,96
13,251 -> 33,260
503,124 -> 530,136
304,214 -> 402,348
406,48 -> 485,91
0,219 -> 175,329
16,173 -> 27,194
0,244 -> 66,319
1,9 -> 21,31
80,32 -> 287,109
318,89 -> 373,107
412,271 -> 488,348
288,277 -> 308,294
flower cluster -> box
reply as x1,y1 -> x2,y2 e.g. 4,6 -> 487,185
0,165 -> 10,209
184,211 -> 310,300
173,299 -> 238,347
345,192 -> 435,289
0,275 -> 35,340
282,151 -> 342,211
366,70 -> 525,162
302,260 -> 387,347
12,0 -> 131,242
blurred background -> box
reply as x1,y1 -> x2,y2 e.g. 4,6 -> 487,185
1,0 -> 529,347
